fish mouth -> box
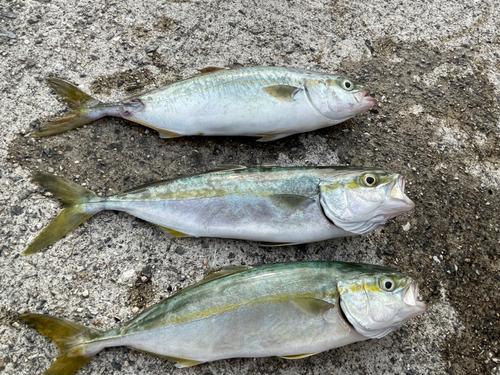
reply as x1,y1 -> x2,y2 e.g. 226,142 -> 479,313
402,281 -> 427,316
389,176 -> 415,209
357,90 -> 376,107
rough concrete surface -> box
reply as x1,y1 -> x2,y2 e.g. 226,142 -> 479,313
1,0 -> 499,374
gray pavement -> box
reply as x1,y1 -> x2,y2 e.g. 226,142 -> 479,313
1,0 -> 499,374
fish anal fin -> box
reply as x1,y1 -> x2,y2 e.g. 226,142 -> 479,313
263,85 -> 301,102
134,350 -> 203,368
174,358 -> 204,368
154,225 -> 191,237
260,242 -> 298,247
257,131 -> 290,142
280,353 -> 318,360
158,129 -> 182,139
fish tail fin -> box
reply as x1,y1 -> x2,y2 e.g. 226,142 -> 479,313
23,173 -> 102,255
21,313 -> 104,375
35,77 -> 110,137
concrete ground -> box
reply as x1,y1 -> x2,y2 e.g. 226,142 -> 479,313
1,0 -> 499,374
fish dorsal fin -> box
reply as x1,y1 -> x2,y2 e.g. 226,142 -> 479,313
292,297 -> 335,316
120,166 -> 246,195
205,165 -> 247,173
176,266 -> 253,296
280,353 -> 318,360
203,265 -> 254,282
198,66 -> 230,75
263,85 -> 302,102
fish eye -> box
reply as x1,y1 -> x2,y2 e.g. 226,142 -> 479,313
342,80 -> 354,91
361,174 -> 378,187
380,278 -> 396,292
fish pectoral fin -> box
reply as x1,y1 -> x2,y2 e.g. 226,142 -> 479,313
263,85 -> 302,102
269,194 -> 316,211
154,225 -> 191,237
292,298 -> 335,316
280,353 -> 318,360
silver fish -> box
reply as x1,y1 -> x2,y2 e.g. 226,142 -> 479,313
36,66 -> 376,140
24,166 -> 414,255
21,261 -> 426,373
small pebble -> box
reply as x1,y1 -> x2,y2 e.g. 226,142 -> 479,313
82,289 -> 89,297
132,306 -> 139,313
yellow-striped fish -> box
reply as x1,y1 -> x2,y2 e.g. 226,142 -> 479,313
21,261 -> 427,374
36,66 -> 375,141
23,166 -> 414,255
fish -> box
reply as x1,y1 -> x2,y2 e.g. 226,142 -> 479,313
23,166 -> 414,255
21,261 -> 427,374
35,66 -> 376,141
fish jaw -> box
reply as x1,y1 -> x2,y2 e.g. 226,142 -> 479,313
402,281 -> 427,318
355,90 -> 377,111
383,175 -> 415,219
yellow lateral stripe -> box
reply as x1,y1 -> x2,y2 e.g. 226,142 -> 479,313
142,291 -> 339,330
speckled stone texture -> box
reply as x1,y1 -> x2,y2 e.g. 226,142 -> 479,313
1,0 -> 499,374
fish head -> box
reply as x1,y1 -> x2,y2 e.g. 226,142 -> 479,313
319,169 -> 415,234
338,266 -> 427,339
305,77 -> 376,122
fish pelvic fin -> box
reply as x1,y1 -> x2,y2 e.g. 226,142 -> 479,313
256,131 -> 290,142
21,313 -> 104,375
35,77 -> 108,137
23,173 -> 101,255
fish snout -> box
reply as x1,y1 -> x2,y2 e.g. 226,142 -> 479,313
359,90 -> 376,107
389,176 -> 415,210
402,280 -> 427,316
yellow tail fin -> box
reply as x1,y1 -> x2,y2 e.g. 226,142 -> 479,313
23,173 -> 100,255
34,77 -> 108,137
21,313 -> 103,375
